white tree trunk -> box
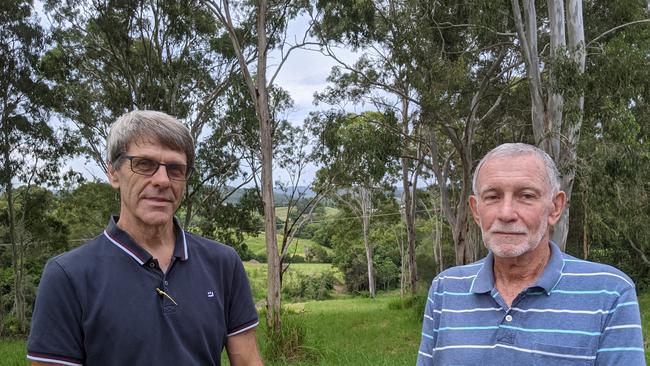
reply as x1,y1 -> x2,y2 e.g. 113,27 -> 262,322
360,187 -> 376,298
400,97 -> 418,294
512,0 -> 546,147
552,0 -> 585,250
547,0 -> 566,160
253,0 -> 282,333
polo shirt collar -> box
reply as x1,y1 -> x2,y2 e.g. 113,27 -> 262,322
470,241 -> 564,295
533,240 -> 564,294
471,251 -> 495,294
103,215 -> 189,266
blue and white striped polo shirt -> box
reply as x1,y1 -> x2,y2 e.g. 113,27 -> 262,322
417,241 -> 645,365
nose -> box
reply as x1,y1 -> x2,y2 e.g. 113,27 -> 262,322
497,195 -> 517,222
150,165 -> 172,186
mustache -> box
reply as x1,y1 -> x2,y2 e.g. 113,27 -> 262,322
488,223 -> 527,234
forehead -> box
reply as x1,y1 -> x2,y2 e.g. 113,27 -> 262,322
476,154 -> 549,192
127,138 -> 187,162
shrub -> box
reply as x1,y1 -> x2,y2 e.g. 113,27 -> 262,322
282,271 -> 336,301
251,252 -> 267,263
262,310 -> 319,363
304,245 -> 331,263
284,255 -> 306,263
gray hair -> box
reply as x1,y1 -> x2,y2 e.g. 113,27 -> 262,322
106,110 -> 195,169
472,143 -> 560,196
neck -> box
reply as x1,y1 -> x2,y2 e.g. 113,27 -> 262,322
493,241 -> 551,306
116,216 -> 176,254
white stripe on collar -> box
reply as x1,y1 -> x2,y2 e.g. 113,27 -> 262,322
103,230 -> 145,265
182,229 -> 188,260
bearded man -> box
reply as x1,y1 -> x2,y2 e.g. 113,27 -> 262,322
417,143 -> 645,365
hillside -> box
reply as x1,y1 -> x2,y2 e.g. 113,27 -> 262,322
244,233 -> 333,260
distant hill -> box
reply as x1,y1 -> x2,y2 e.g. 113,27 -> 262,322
223,186 -> 316,204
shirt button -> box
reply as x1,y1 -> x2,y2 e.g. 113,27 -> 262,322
149,262 -> 155,268
164,281 -> 169,285
505,315 -> 513,322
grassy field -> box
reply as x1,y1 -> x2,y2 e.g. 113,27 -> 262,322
244,262 -> 342,302
254,295 -> 421,365
244,233 -> 333,259
0,339 -> 24,366
2,292 -> 650,365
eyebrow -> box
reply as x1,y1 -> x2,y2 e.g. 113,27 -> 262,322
479,184 -> 544,195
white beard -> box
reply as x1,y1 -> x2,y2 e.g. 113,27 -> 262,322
481,218 -> 548,258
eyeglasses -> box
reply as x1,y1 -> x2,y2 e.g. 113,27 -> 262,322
119,155 -> 193,181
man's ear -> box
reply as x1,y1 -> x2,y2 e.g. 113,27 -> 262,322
107,163 -> 121,189
469,195 -> 480,225
548,191 -> 567,226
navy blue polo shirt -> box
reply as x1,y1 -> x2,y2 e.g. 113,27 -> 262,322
27,216 -> 258,366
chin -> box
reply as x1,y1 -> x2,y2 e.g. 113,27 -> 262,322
138,212 -> 174,226
492,247 -> 530,258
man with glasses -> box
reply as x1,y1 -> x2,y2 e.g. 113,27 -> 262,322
27,110 -> 262,366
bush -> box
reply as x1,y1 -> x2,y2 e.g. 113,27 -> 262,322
282,271 -> 336,301
262,310 -> 319,363
304,245 -> 331,263
251,252 -> 267,263
285,255 -> 305,263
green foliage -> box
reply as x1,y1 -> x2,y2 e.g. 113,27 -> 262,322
244,263 -> 340,303
243,233 -> 332,261
282,271 -> 336,301
314,0 -> 377,48
0,186 -> 71,336
187,188 -> 262,260
567,1 -> 650,288
303,245 -> 331,263
56,182 -> 120,240
310,111 -> 401,189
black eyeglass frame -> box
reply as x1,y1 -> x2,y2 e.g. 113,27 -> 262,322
117,155 -> 194,181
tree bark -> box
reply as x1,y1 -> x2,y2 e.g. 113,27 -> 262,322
359,187 -> 376,298
253,0 -> 282,334
400,97 -> 418,294
552,0 -> 585,250
2,112 -> 26,334
512,0 -> 547,148
546,0 -> 566,160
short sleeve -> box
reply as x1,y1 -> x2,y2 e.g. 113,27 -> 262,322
595,286 -> 646,365
225,254 -> 258,336
417,277 -> 441,365
27,259 -> 85,365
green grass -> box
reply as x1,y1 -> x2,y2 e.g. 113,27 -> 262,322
0,339 -> 26,366
258,295 -> 420,365
640,291 -> 650,362
244,233 -> 333,259
276,207 -> 289,220
323,207 -> 339,218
